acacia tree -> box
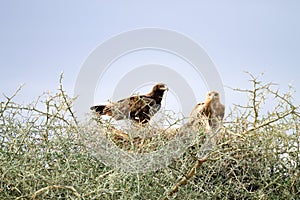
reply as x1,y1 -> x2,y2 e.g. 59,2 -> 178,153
0,73 -> 299,199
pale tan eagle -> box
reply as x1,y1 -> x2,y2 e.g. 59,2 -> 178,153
189,91 -> 225,129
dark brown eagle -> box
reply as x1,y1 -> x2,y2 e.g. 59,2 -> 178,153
189,91 -> 225,129
90,83 -> 168,124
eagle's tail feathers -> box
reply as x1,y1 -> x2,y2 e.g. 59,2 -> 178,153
90,105 -> 106,114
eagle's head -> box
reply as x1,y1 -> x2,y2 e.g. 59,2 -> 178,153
206,91 -> 220,102
152,83 -> 168,92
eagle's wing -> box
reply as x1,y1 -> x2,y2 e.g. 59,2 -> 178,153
104,98 -> 132,120
189,102 -> 209,125
189,102 -> 206,119
128,96 -> 157,123
189,102 -> 217,129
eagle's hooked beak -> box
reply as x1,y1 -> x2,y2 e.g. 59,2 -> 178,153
161,86 -> 168,91
211,94 -> 215,100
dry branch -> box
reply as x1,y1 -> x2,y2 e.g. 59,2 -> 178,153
168,157 -> 208,196
32,185 -> 80,199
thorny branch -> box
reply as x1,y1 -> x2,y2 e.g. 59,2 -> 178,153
168,157 -> 208,197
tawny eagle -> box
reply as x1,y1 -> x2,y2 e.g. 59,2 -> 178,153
189,91 -> 225,128
90,83 -> 168,124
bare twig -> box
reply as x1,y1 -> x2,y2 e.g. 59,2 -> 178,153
6,105 -> 70,125
244,108 -> 296,134
59,73 -> 78,126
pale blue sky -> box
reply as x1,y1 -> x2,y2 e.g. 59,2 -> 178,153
1,1 -> 299,114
